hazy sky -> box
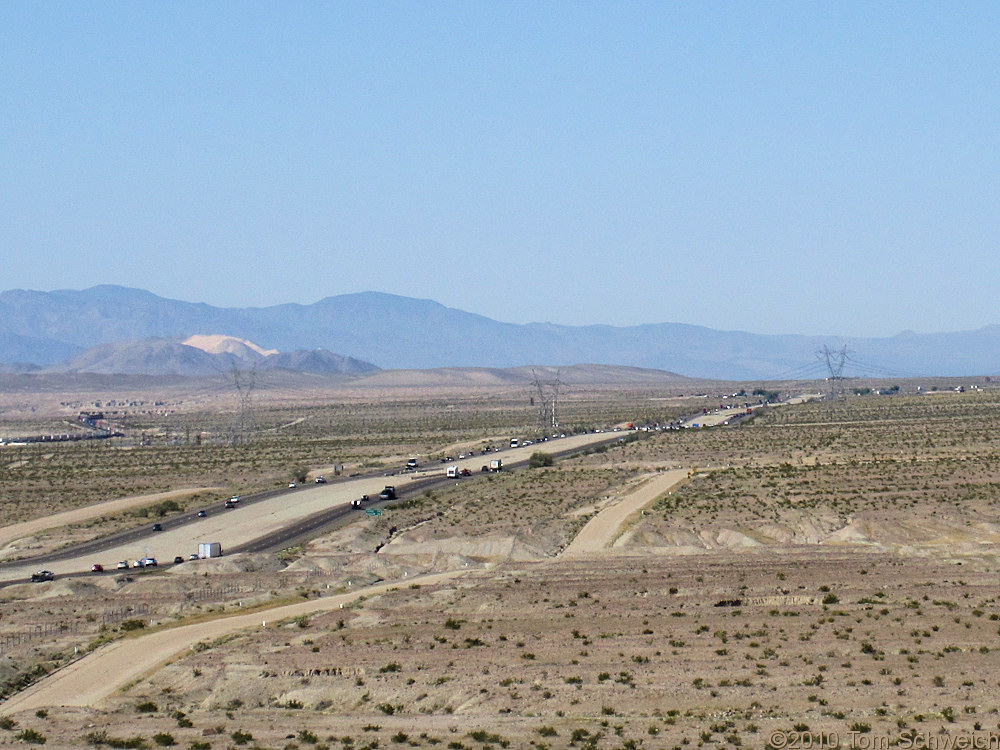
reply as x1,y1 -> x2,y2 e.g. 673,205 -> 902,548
3,2 -> 998,337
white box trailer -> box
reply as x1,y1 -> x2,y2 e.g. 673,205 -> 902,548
446,465 -> 458,478
198,542 -> 223,559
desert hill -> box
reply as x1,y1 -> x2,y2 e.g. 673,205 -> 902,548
50,337 -> 381,378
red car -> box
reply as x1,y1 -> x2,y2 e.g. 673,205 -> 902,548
91,563 -> 104,573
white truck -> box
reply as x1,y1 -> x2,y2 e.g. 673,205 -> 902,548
446,465 -> 459,478
489,458 -> 503,472
198,542 -> 223,559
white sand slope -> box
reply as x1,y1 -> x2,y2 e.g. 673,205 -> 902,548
182,334 -> 278,357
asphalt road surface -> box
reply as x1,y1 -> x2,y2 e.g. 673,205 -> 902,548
0,459 -> 693,714
0,431 -> 628,585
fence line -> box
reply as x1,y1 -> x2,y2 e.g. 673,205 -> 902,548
1,603 -> 151,653
1,574 -> 339,653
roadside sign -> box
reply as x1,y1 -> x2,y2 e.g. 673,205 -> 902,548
365,508 -> 382,516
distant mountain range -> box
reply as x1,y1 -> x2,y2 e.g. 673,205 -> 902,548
0,285 -> 998,380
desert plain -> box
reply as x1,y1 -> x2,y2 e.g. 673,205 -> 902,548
2,372 -> 1000,749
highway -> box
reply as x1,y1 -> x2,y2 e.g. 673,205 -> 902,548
0,431 -> 628,585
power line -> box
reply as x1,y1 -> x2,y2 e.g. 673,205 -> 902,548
532,368 -> 563,432
227,362 -> 258,446
817,345 -> 851,400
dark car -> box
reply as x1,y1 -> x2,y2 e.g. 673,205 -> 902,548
173,556 -> 184,565
152,523 -> 163,531
315,475 -> 327,484
31,570 -> 54,582
197,510 -> 207,517
91,563 -> 104,573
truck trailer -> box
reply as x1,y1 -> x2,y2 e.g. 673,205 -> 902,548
198,542 -> 223,559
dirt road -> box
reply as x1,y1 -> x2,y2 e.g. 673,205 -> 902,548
0,431 -> 622,583
562,469 -> 689,555
0,570 -> 465,714
1,455 -> 690,713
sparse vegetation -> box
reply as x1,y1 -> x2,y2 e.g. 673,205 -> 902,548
5,384 -> 1000,746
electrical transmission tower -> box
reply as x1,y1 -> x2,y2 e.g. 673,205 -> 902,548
227,362 -> 258,446
817,345 -> 850,401
532,369 -> 563,432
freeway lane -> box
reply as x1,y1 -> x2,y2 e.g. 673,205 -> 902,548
0,431 -> 630,584
233,431 -> 630,554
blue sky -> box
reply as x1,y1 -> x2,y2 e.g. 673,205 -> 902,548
3,2 -> 999,337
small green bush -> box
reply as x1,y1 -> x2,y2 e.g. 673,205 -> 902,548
528,451 -> 554,468
16,728 -> 47,745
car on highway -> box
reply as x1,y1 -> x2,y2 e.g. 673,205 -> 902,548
197,510 -> 207,517
188,553 -> 199,561
288,482 -> 297,488
30,570 -> 54,582
116,561 -> 129,570
224,498 -> 238,509
91,563 -> 103,573
173,556 -> 184,565
152,523 -> 163,531
141,557 -> 157,567
132,559 -> 145,568
379,486 -> 396,501
315,475 -> 327,484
